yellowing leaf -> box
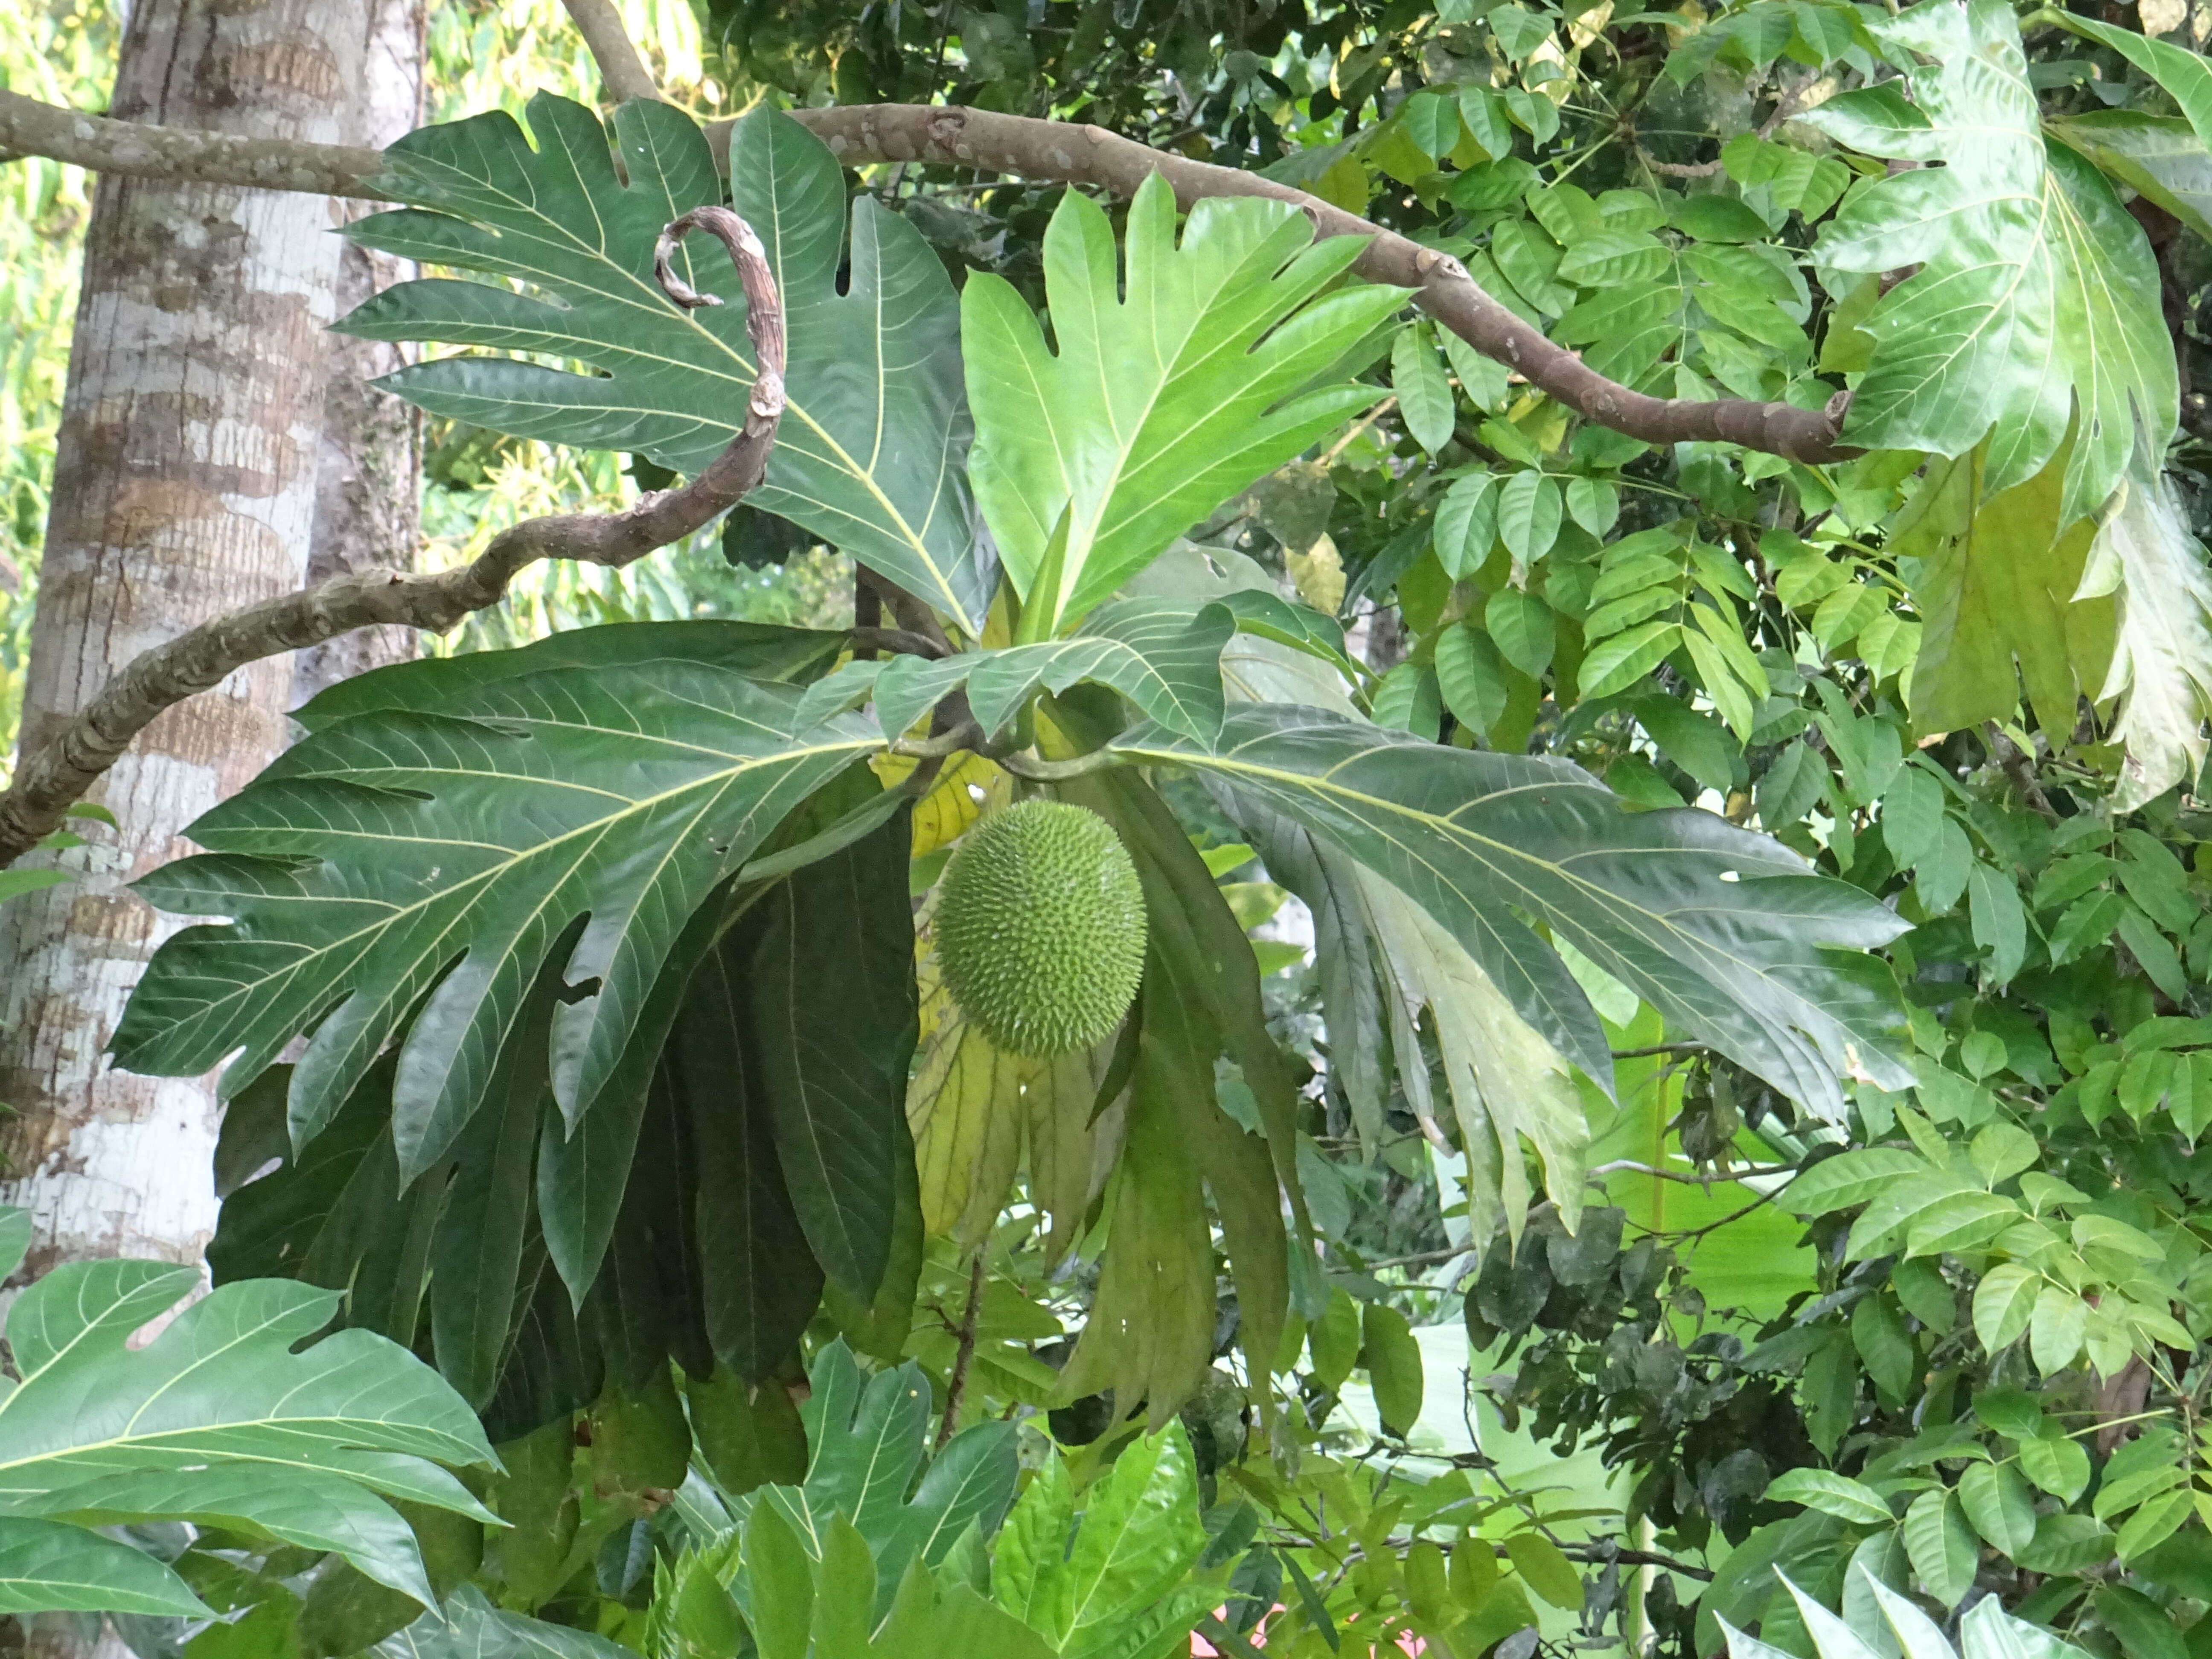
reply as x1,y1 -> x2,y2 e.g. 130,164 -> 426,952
1894,439 -> 2113,740
2078,445 -> 2212,811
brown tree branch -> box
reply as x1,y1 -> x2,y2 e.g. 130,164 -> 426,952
936,1252 -> 988,1451
0,84 -> 1852,463
0,87 -> 395,198
0,206 -> 787,870
781,105 -> 1851,463
560,0 -> 660,104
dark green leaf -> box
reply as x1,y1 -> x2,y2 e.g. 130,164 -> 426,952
116,653 -> 879,1180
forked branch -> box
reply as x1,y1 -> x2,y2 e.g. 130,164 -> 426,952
0,207 -> 786,870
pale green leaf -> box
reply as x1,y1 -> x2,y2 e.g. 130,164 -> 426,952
1803,0 -> 2175,522
2017,1432 -> 2090,1502
1496,470 -> 1563,567
1958,1463 -> 2036,1557
1435,473 -> 1501,579
964,173 -> 1404,631
875,599 -> 1233,743
2029,1285 -> 2087,1374
1902,1489 -> 1976,1608
2047,111 -> 2212,245
1765,1470 -> 1894,1526
1394,324 -> 1457,454
1486,588 -> 1557,679
0,1231 -> 492,1613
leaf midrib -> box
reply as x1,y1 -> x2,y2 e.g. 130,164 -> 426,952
1133,735 -> 1831,1024
157,733 -> 878,1066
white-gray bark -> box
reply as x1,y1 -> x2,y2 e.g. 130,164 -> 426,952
0,0 -> 374,1281
294,0 -> 426,707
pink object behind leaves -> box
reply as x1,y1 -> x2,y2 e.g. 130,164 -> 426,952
1190,1607 -> 1427,1655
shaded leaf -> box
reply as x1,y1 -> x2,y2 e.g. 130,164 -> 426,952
115,647 -> 878,1182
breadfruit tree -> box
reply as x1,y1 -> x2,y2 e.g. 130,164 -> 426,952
10,0 -> 2212,1653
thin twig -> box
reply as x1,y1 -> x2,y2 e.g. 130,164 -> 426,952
1267,1531 -> 1714,1582
1985,722 -> 2062,825
0,207 -> 786,870
998,748 -> 1124,782
850,625 -> 946,660
1589,1159 -> 1796,1184
1321,396 -> 1398,466
853,570 -> 884,660
1609,1041 -> 1711,1059
937,1252 -> 987,1451
1669,1186 -> 1787,1240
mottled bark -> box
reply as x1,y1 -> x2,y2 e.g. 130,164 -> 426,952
293,0 -> 427,707
0,0 -> 370,1281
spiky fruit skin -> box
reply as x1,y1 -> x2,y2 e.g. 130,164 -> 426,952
935,800 -> 1147,1058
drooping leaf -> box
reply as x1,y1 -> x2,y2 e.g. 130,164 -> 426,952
2048,111 -> 2212,245
676,941 -> 824,1384
1893,435 -> 2114,738
734,813 -> 918,1303
1802,0 -> 2174,523
1392,322 -> 1457,454
0,1216 -> 495,1615
1115,705 -> 1912,1119
0,1517 -> 210,1618
1057,1034 -> 1220,1429
873,599 -> 1234,743
963,172 -> 1404,632
342,99 -> 993,632
207,1060 -> 440,1345
1360,872 -> 1591,1241
2076,441 -> 2212,811
114,644 -> 880,1180
1055,747 -> 1315,1380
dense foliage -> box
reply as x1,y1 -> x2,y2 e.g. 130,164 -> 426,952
21,0 -> 2212,1658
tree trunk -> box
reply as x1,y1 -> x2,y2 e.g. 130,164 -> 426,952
0,0 -> 391,1283
293,0 -> 425,707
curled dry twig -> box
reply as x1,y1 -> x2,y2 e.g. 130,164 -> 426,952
0,206 -> 786,869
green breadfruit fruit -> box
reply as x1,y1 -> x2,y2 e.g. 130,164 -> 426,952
935,799 -> 1147,1058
